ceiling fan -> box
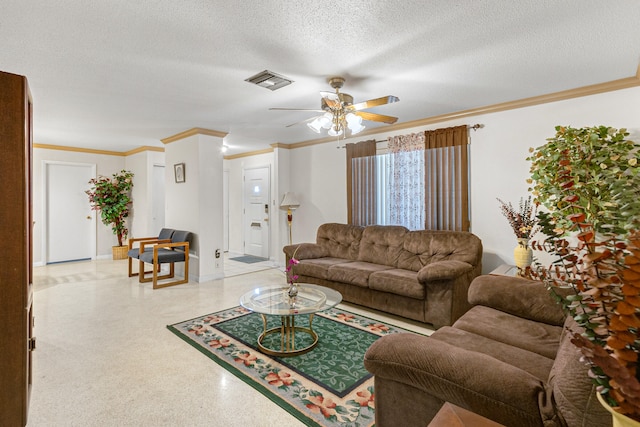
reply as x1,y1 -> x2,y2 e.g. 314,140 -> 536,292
269,76 -> 399,137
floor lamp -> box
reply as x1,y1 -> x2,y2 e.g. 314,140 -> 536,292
280,192 -> 300,245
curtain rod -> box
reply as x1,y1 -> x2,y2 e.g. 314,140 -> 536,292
336,123 -> 483,149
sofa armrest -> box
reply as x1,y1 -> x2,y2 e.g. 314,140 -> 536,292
283,243 -> 328,260
468,275 -> 567,326
417,260 -> 473,282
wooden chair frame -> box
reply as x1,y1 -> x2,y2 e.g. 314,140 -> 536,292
139,241 -> 190,289
127,237 -> 170,277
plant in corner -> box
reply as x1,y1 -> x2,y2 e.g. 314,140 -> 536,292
86,170 -> 135,251
527,125 -> 640,420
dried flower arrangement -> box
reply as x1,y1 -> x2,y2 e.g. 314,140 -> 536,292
496,196 -> 540,240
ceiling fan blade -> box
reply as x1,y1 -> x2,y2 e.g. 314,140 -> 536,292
269,107 -> 326,112
320,91 -> 341,109
349,95 -> 399,111
355,111 -> 398,124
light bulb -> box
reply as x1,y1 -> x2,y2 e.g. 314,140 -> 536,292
307,118 -> 322,133
328,126 -> 343,137
350,123 -> 366,135
345,112 -> 359,124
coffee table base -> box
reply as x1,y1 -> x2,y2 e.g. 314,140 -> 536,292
258,313 -> 318,357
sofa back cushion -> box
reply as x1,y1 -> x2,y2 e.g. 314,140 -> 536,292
396,230 -> 482,272
316,223 -> 364,260
357,225 -> 408,266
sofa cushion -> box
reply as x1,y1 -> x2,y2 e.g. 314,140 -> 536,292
453,306 -> 562,360
316,223 -> 364,260
295,258 -> 353,280
357,225 -> 407,266
430,326 -> 554,382
139,248 -> 186,264
369,269 -> 424,299
397,230 -> 483,272
327,261 -> 393,287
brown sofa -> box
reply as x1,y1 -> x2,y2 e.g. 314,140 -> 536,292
363,274 -> 610,427
283,223 -> 483,328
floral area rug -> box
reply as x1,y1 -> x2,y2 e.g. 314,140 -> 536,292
167,306 -> 419,426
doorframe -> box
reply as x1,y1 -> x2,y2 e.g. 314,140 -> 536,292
42,160 -> 97,263
242,165 -> 271,258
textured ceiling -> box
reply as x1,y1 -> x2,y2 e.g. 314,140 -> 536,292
2,1 -> 640,155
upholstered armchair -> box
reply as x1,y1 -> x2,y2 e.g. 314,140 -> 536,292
127,228 -> 174,278
128,228 -> 193,289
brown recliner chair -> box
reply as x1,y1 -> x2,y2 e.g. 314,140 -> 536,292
364,274 -> 610,427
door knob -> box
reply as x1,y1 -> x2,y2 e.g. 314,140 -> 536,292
86,216 -> 91,220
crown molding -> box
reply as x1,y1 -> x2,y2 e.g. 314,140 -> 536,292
270,142 -> 291,149
34,143 -> 165,156
34,67 -> 640,158
223,147 -> 274,160
33,143 -> 126,156
285,67 -> 640,150
125,146 -> 165,156
161,127 -> 228,144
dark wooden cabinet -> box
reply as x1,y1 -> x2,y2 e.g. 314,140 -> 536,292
0,70 -> 34,426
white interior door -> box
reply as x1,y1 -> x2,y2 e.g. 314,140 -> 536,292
45,162 -> 96,263
243,167 -> 270,258
151,164 -> 165,235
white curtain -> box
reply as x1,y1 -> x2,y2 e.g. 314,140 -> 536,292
386,133 -> 425,230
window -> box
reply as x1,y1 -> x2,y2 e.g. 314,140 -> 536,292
347,126 -> 469,231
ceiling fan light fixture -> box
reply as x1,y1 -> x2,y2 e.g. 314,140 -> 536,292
320,113 -> 332,129
328,126 -> 343,137
345,112 -> 360,125
307,118 -> 323,133
350,123 -> 366,135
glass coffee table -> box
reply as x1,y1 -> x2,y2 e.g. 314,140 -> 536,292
239,283 -> 342,357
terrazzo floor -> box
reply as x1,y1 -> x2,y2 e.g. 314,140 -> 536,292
27,258 -> 433,426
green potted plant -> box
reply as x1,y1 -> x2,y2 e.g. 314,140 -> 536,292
527,125 -> 640,423
86,169 -> 134,259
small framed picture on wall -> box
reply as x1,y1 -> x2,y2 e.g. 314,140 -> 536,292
174,163 -> 185,183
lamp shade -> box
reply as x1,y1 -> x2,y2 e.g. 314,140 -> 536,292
280,192 -> 300,209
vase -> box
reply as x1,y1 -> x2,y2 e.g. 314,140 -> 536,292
513,238 -> 533,269
287,283 -> 298,307
597,392 -> 640,427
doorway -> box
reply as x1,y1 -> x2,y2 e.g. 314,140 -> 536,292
44,161 -> 96,263
243,166 -> 270,258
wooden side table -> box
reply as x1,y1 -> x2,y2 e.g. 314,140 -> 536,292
428,402 -> 505,427
489,264 -> 519,276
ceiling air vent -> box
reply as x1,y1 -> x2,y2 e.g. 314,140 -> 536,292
245,70 -> 293,91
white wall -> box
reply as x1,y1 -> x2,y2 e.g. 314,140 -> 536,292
164,134 -> 225,281
288,142 -> 348,244
33,148 -> 126,264
271,86 -> 640,273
